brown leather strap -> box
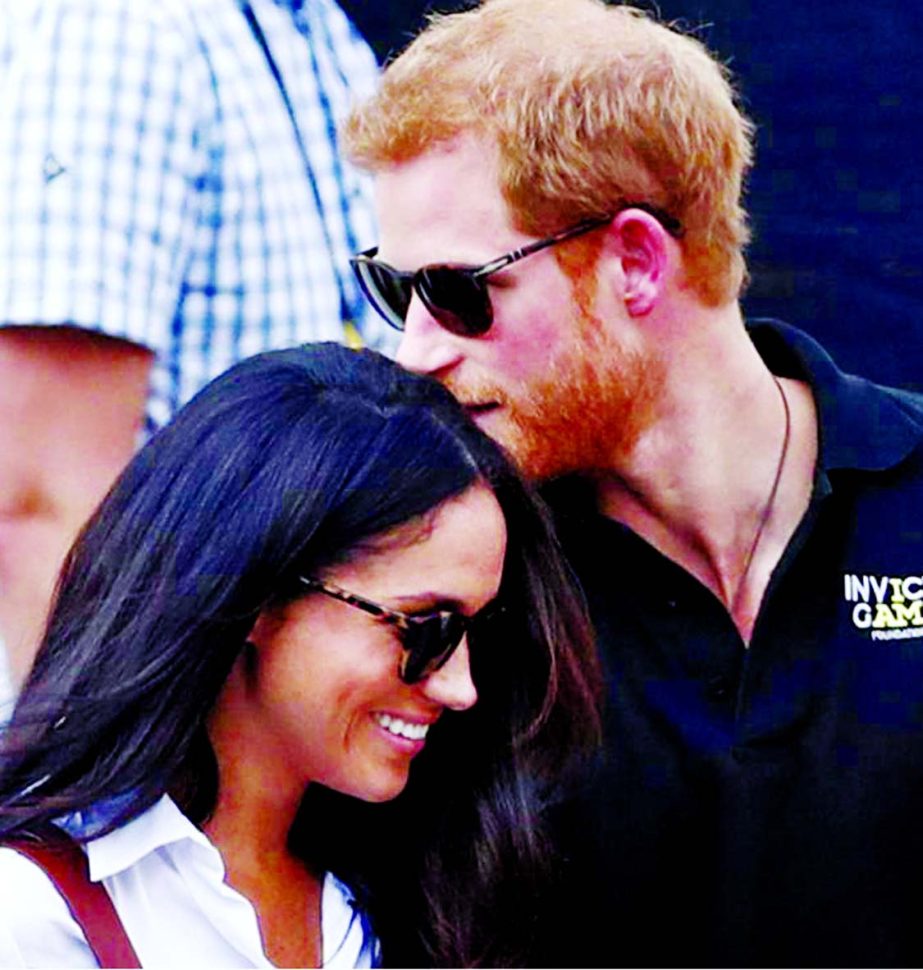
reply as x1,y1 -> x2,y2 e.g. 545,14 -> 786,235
8,830 -> 141,968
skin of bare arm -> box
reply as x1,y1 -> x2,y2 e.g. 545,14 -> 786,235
0,326 -> 153,688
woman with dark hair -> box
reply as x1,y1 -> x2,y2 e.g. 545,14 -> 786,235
0,343 -> 600,968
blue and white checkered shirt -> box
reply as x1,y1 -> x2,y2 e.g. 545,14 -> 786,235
0,0 -> 393,432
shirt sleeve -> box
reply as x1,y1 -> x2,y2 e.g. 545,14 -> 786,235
0,847 -> 98,968
0,0 -> 212,355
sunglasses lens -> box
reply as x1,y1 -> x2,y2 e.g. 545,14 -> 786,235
352,259 -> 413,331
400,613 -> 468,684
417,267 -> 493,337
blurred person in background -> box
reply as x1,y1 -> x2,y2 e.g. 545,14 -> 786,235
0,0 -> 392,696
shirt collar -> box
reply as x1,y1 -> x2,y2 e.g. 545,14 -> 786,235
79,795 -> 214,883
747,319 -> 923,474
71,797 -> 376,965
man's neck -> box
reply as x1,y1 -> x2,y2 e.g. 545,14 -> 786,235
592,315 -> 817,643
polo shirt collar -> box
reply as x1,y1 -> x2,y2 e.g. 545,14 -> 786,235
747,319 -> 923,474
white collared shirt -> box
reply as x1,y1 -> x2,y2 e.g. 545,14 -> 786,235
0,795 -> 380,968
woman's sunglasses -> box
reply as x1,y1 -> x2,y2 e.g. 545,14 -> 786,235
350,205 -> 682,338
299,577 -> 499,685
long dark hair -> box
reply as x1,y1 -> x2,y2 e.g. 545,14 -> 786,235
0,343 -> 600,966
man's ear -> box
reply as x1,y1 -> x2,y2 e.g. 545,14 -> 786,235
609,208 -> 672,317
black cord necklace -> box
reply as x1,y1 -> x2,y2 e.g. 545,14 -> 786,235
730,374 -> 791,617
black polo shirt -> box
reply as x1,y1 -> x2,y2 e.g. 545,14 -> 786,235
543,320 -> 923,968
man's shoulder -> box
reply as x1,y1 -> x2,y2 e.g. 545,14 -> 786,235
874,382 -> 923,424
749,318 -> 923,473
0,846 -> 94,966
823,361 -> 923,476
749,318 -> 921,400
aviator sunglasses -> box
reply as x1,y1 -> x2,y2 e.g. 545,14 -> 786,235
299,576 -> 498,685
350,205 -> 683,338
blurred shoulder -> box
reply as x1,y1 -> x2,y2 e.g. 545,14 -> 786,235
0,846 -> 96,968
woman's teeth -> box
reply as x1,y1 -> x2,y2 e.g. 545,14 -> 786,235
374,713 -> 430,741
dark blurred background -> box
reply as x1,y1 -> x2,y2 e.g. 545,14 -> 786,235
341,0 -> 921,392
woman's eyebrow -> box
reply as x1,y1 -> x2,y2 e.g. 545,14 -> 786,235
392,592 -> 503,618
389,592 -> 465,613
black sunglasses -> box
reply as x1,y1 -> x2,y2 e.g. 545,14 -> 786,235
299,577 -> 497,685
350,205 -> 683,338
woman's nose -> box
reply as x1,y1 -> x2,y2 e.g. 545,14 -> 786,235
419,637 -> 477,711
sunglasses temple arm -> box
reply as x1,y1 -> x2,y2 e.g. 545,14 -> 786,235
473,218 -> 612,278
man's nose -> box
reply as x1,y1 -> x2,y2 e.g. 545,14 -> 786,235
395,296 -> 464,376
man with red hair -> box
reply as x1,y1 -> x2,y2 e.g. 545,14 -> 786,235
345,0 -> 923,964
